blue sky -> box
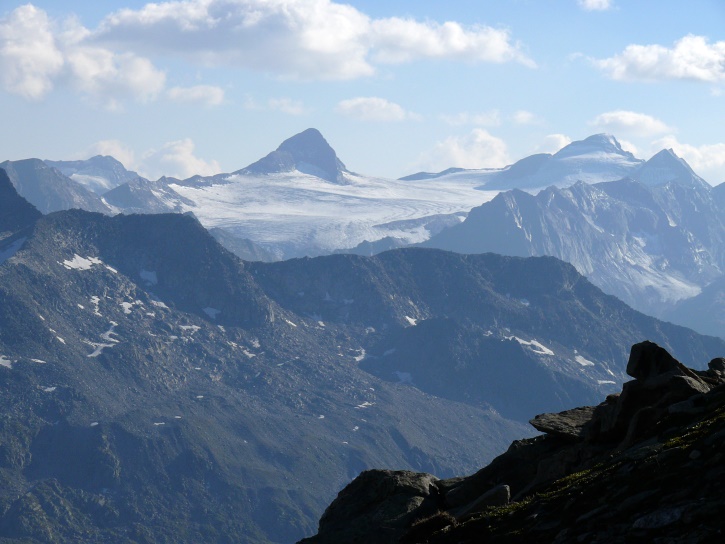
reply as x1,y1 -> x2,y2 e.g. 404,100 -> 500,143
1,0 -> 724,183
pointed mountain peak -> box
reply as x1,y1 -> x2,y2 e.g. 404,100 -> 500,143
554,133 -> 636,160
239,128 -> 348,183
635,148 -> 709,188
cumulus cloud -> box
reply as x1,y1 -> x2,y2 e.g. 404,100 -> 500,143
590,110 -> 673,137
167,85 -> 225,106
0,5 -> 167,107
536,134 -> 572,154
596,35 -> 725,82
267,97 -> 308,115
336,97 -> 419,121
81,138 -> 220,179
417,129 -> 511,171
0,4 -> 64,99
370,18 -> 534,66
243,95 -> 309,115
439,110 -> 501,127
578,0 -> 613,11
652,135 -> 725,184
512,110 -> 542,125
139,139 -> 221,180
82,139 -> 136,170
94,0 -> 534,80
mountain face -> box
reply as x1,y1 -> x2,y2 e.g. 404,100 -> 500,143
44,156 -> 142,195
635,148 -> 710,189
486,134 -> 643,190
0,169 -> 41,236
239,128 -> 349,184
2,200 -> 724,542
0,159 -> 113,215
301,342 -> 725,544
424,177 -> 725,331
101,176 -> 192,214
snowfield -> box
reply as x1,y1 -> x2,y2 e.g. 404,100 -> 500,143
169,171 -> 498,257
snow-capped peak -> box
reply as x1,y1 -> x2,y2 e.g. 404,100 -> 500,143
553,133 -> 634,161
239,128 -> 349,184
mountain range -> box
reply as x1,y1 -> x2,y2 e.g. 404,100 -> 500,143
1,172 -> 723,542
2,130 -> 724,340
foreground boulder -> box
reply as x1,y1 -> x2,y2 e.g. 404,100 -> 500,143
300,341 -> 725,543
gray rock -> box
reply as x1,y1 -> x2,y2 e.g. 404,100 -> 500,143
529,406 -> 597,440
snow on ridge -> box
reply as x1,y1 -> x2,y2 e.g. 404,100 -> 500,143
575,355 -> 596,367
0,355 -> 13,369
507,336 -> 555,356
62,254 -> 103,271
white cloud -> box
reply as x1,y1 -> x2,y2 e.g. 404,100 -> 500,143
370,18 -> 534,66
440,110 -> 501,126
81,138 -> 221,179
94,0 -> 534,80
139,139 -> 221,180
65,46 -> 166,110
0,4 -> 64,99
417,129 -> 511,171
596,35 -> 725,82
167,85 -> 225,106
336,97 -> 419,122
0,5 -> 167,108
590,110 -> 673,137
578,0 -> 613,11
512,110 -> 542,125
82,140 -> 136,170
242,95 -> 309,115
537,134 -> 572,154
652,135 -> 725,184
267,97 -> 308,115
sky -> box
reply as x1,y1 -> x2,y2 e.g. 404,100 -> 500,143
1,0 -> 724,184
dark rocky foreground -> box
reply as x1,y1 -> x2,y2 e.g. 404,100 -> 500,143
301,341 -> 725,543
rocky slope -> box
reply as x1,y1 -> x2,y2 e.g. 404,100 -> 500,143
0,160 -> 112,215
301,341 -> 725,543
1,179 -> 724,542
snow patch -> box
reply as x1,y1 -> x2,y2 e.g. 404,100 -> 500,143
86,322 -> 120,357
90,422 -> 99,427
0,356 -> 13,369
90,296 -> 102,316
56,337 -> 66,344
151,300 -> 169,310
507,336 -> 555,356
598,380 -> 616,385
242,349 -> 256,358
120,302 -> 133,314
404,316 -> 417,326
284,318 -> 298,328
353,349 -> 366,362
31,359 -> 46,364
355,401 -> 375,409
575,355 -> 596,367
318,415 -> 325,419
42,386 -> 56,393
180,325 -> 201,333
61,255 -> 103,271
203,307 -> 221,319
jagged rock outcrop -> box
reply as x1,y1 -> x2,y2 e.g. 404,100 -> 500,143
301,341 -> 725,543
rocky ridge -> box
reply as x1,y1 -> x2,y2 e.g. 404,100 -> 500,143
301,341 -> 725,543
